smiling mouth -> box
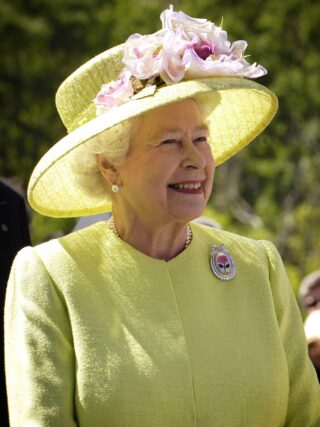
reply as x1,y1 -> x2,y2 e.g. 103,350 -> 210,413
168,181 -> 204,194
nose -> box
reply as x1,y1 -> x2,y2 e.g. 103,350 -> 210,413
180,139 -> 206,170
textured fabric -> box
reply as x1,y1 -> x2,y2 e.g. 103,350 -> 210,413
27,42 -> 278,218
5,222 -> 320,426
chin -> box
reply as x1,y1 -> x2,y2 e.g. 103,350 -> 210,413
170,205 -> 206,223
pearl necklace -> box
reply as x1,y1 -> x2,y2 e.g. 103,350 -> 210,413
107,217 -> 193,250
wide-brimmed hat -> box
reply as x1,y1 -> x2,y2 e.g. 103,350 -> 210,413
28,6 -> 278,218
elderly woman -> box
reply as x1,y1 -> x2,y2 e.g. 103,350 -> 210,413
5,6 -> 320,427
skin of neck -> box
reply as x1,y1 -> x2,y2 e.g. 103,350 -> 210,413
111,202 -> 191,261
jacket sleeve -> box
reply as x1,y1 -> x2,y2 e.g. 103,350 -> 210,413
4,246 -> 77,427
260,240 -> 320,426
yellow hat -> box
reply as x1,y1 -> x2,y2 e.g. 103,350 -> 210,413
28,6 -> 278,218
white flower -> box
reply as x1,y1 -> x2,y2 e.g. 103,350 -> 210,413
229,40 -> 248,60
160,28 -> 186,84
161,5 -> 215,37
123,31 -> 164,80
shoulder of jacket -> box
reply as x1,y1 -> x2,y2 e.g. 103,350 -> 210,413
33,222 -> 103,253
192,223 -> 280,263
193,222 -> 263,246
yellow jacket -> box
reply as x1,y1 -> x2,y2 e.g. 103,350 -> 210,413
5,222 -> 320,426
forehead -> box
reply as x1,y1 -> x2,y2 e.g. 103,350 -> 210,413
139,99 -> 206,133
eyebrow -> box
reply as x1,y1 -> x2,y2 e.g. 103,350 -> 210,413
153,125 -> 209,139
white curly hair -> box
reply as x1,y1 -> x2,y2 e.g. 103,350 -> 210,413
69,117 -> 140,200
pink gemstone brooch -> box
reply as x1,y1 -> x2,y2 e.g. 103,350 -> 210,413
210,244 -> 237,281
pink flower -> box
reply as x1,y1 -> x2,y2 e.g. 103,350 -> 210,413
182,49 -> 235,78
194,41 -> 215,60
182,48 -> 266,79
94,71 -> 134,115
160,5 -> 267,79
161,6 -> 230,56
186,35 -> 215,60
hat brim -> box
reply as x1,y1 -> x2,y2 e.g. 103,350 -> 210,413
28,76 -> 278,218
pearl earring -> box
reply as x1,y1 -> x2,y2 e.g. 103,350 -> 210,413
111,184 -> 119,193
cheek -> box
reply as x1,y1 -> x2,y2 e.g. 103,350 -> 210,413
204,148 -> 215,176
141,152 -> 176,186
209,160 -> 216,181
125,165 -> 169,196
204,151 -> 215,196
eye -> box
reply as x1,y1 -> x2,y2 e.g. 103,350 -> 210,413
160,139 -> 178,145
194,136 -> 208,144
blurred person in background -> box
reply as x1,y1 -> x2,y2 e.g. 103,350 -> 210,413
5,7 -> 320,427
300,270 -> 320,381
0,179 -> 31,427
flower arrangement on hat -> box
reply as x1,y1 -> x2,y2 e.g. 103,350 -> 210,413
94,5 -> 267,115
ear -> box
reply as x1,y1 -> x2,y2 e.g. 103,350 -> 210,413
96,155 -> 121,187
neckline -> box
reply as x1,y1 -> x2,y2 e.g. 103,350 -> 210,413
103,221 -> 199,265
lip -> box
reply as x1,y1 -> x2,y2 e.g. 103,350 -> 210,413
168,180 -> 205,194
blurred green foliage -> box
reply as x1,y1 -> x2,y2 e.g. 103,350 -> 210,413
1,0 -> 319,296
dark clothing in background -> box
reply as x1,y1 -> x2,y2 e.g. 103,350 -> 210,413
0,181 -> 31,286
0,181 -> 31,427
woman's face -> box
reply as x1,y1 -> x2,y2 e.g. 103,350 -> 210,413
114,99 -> 215,225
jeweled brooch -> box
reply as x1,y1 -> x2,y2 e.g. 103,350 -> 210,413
210,244 -> 237,281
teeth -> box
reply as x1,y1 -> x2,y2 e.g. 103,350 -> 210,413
171,182 -> 202,189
